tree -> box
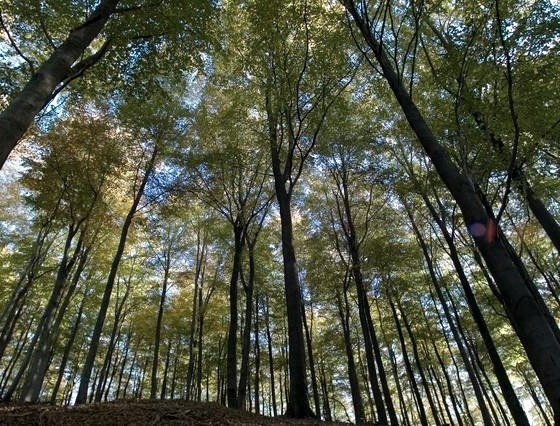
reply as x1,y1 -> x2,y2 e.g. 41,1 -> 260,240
342,0 -> 560,419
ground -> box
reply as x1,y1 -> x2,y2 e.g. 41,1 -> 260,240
0,400 -> 352,425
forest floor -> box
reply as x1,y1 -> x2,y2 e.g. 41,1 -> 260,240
0,399 -> 352,425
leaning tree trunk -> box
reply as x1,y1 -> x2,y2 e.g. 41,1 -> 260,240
420,190 -> 529,424
75,145 -> 157,404
343,3 -> 560,419
19,224 -> 83,402
0,0 -> 118,168
388,295 -> 428,426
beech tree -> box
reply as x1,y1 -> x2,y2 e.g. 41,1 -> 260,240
0,1 -> 558,423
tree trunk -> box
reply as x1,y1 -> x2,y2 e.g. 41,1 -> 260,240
0,0 -> 118,168
264,295 -> 277,417
238,240 -> 254,409
336,288 -> 365,424
0,219 -> 53,361
266,91 -> 313,418
186,230 -> 206,400
254,295 -> 261,415
301,301 -> 321,419
19,224 -> 83,402
404,201 -> 494,425
94,277 -> 130,402
397,299 -> 441,426
388,295 -> 428,426
161,339 -> 172,399
344,3 -> 560,419
50,292 -> 87,403
418,190 -> 530,424
151,249 -> 171,399
226,221 -> 243,408
75,145 -> 157,404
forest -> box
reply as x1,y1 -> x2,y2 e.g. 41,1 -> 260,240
0,0 -> 559,424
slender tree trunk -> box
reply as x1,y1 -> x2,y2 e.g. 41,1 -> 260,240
50,292 -> 87,403
151,250 -> 171,399
186,230 -> 206,399
404,203 -> 493,424
95,278 -> 130,402
0,220 -> 54,361
388,295 -> 428,426
227,222 -> 243,408
344,4 -> 560,419
238,240 -> 254,409
417,191 -> 530,424
75,145 -> 157,404
0,312 -> 35,397
254,295 -> 261,415
319,359 -> 332,422
196,298 -> 204,402
397,299 -> 441,426
115,332 -> 131,400
302,301 -> 321,419
332,163 -> 396,425
264,296 -> 277,417
161,340 -> 172,399
337,288 -> 365,423
19,224 -> 83,402
0,0 -> 118,168
266,95 -> 313,418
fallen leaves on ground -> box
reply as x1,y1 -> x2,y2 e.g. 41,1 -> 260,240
0,399 -> 353,425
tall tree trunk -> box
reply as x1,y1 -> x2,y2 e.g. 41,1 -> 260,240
161,339 -> 172,399
331,161 -> 397,425
254,295 -> 261,415
397,299 -> 441,426
0,312 -> 35,397
336,287 -> 365,424
404,202 -> 494,424
344,3 -> 560,419
186,230 -> 206,400
301,301 -> 321,419
227,221 -> 243,408
19,224 -> 84,402
50,292 -> 87,403
0,0 -> 118,168
264,295 -> 277,417
417,190 -> 530,424
75,145 -> 157,404
115,331 -> 132,400
238,240 -> 254,409
266,93 -> 313,418
388,295 -> 428,426
94,277 -> 130,402
319,359 -> 332,422
150,249 -> 171,399
0,219 -> 54,361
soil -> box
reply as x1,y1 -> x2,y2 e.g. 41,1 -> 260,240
0,400 -> 352,425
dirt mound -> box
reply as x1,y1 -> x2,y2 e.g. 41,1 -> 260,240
0,400 -> 350,425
